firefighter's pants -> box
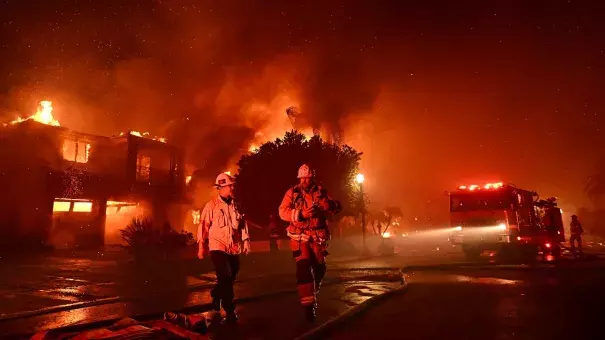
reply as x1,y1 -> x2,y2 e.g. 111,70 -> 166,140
570,234 -> 583,253
210,250 -> 240,312
292,240 -> 327,308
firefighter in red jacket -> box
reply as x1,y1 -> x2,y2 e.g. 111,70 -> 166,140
278,164 -> 341,321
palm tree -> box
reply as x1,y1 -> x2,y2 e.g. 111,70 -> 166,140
585,157 -> 605,208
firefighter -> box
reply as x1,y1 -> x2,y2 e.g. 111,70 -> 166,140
569,215 -> 584,255
197,172 -> 251,324
278,164 -> 341,321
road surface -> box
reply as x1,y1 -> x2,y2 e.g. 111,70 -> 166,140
332,260 -> 605,340
1,238 -> 605,338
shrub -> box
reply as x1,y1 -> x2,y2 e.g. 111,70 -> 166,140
120,217 -> 194,262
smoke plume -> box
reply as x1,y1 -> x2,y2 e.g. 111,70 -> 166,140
0,1 -> 382,182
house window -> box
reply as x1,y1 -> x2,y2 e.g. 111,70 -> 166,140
53,201 -> 71,212
52,199 -> 93,213
63,139 -> 90,163
136,155 -> 151,182
73,202 -> 93,212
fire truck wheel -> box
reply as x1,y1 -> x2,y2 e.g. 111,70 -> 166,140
462,245 -> 481,259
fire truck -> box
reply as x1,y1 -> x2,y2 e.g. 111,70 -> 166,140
448,182 -> 565,259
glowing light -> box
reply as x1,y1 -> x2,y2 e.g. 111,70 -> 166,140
224,171 -> 232,176
73,202 -> 93,212
545,243 -> 552,248
185,176 -> 192,185
382,231 -> 391,238
497,223 -> 507,230
455,226 -> 463,231
458,182 -> 504,190
53,201 -> 70,212
249,144 -> 259,152
401,233 -> 408,237
517,236 -> 521,241
356,173 -> 365,184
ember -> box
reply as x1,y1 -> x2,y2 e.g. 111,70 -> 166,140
7,100 -> 60,127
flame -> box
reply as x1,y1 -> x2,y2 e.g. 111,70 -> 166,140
185,176 -> 192,184
9,101 -> 60,127
119,131 -> 167,143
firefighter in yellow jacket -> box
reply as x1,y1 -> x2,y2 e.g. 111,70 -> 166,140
278,164 -> 341,321
198,172 -> 251,324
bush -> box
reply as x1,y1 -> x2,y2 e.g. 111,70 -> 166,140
120,217 -> 194,262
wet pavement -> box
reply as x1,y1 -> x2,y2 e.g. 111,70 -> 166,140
333,260 -> 605,340
2,240 -> 605,338
0,243 -> 464,322
4,270 -> 404,339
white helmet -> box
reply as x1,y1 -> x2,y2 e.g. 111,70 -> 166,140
297,164 -> 315,179
215,172 -> 235,187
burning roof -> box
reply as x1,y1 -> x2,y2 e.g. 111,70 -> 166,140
4,101 -> 60,127
119,131 -> 167,143
3,100 -> 167,144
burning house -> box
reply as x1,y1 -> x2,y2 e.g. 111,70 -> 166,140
0,102 -> 186,249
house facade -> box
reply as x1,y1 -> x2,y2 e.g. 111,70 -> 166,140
0,120 -> 186,249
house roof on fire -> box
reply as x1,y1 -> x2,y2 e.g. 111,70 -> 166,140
2,120 -> 174,149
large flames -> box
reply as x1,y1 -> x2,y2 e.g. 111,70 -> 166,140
120,131 -> 167,143
7,100 -> 60,127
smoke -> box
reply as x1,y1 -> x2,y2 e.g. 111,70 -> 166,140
6,1 -> 603,219
0,1 -> 382,182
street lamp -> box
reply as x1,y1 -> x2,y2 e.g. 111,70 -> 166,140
356,173 -> 367,254
356,173 -> 365,184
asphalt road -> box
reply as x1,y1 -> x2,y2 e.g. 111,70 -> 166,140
2,238 -> 605,338
332,260 -> 605,340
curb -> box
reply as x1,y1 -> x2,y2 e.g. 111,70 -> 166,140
295,278 -> 408,340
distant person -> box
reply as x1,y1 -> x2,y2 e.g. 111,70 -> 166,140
197,172 -> 251,324
268,214 -> 280,252
569,215 -> 584,255
278,164 -> 341,321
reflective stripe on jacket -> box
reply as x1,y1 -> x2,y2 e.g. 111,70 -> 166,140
279,184 -> 341,242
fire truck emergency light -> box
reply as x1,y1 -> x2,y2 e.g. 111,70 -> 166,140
458,182 -> 504,190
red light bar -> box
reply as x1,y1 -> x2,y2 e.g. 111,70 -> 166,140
457,182 -> 504,190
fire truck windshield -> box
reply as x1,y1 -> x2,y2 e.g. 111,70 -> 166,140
450,191 -> 513,212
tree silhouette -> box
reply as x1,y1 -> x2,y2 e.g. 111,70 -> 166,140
235,131 -> 363,231
585,157 -> 605,208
